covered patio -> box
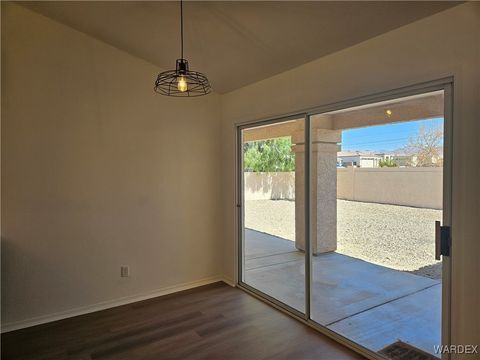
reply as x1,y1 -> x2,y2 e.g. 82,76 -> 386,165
244,228 -> 441,356
242,92 -> 444,358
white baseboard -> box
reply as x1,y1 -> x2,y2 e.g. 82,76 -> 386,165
222,276 -> 236,287
1,275 -> 227,333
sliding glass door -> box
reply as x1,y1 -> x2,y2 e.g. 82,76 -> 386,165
237,82 -> 452,360
238,116 -> 307,315
309,90 -> 448,358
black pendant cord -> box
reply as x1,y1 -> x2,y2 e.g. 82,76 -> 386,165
180,0 -> 184,59
154,0 -> 211,96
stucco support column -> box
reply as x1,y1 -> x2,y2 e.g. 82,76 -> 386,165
293,129 -> 341,255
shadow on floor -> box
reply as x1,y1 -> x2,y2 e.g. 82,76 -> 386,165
407,262 -> 442,280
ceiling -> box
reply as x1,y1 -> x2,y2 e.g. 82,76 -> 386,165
23,1 -> 460,94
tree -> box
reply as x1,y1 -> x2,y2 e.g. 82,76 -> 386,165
379,158 -> 398,167
405,124 -> 443,167
244,138 -> 295,172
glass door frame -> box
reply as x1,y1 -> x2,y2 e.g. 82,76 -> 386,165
236,113 -> 310,320
236,77 -> 453,360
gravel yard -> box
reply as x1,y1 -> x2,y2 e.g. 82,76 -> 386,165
245,199 -> 442,279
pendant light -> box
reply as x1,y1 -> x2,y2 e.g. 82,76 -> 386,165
154,0 -> 211,97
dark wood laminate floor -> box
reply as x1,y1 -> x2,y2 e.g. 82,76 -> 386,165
1,282 -> 365,360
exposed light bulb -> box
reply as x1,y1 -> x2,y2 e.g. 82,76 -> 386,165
177,76 -> 188,92
385,109 -> 393,117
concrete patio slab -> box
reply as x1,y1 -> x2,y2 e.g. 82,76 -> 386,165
245,229 -> 296,259
243,228 -> 441,357
246,251 -> 302,271
310,252 -> 438,325
329,284 -> 441,356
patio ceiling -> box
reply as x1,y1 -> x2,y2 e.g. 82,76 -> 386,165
242,91 -> 444,142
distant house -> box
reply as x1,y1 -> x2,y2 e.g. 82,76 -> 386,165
374,153 -> 393,161
392,154 -> 415,167
374,152 -> 443,167
337,151 -> 382,168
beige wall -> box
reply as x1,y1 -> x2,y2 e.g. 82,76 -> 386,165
244,172 -> 295,200
221,2 -> 480,352
337,167 -> 443,209
246,169 -> 442,209
1,4 -> 222,329
2,1 -> 480,351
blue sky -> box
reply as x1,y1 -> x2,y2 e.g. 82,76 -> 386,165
341,117 -> 444,152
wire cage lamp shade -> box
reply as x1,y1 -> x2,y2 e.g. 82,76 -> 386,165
154,59 -> 211,97
154,1 -> 211,97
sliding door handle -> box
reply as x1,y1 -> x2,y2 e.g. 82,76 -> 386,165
435,221 -> 451,260
435,221 -> 441,260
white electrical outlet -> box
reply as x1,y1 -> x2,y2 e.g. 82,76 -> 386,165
121,266 -> 130,277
